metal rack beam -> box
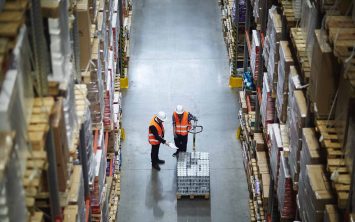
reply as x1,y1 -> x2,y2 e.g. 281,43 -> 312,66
45,128 -> 61,221
243,0 -> 250,72
29,0 -> 50,96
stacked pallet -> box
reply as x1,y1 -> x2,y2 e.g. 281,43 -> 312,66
298,165 -> 334,221
263,6 -> 282,92
315,121 -> 351,209
287,70 -> 307,185
65,165 -> 85,221
280,0 -> 298,27
220,0 -> 235,63
276,41 -> 293,123
24,97 -> 54,211
108,172 -> 120,221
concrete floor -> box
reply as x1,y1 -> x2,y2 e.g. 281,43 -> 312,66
118,0 -> 249,221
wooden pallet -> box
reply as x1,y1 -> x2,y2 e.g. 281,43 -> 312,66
176,193 -> 210,200
280,0 -> 298,28
290,28 -> 311,81
315,120 -> 350,209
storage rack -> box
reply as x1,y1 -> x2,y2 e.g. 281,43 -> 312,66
0,0 -> 132,221
231,0 -> 355,221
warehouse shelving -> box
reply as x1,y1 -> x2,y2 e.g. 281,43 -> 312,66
234,0 -> 355,221
0,0 -> 131,221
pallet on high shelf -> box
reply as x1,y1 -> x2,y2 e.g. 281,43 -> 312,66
279,0 -> 298,28
290,28 -> 311,82
325,16 -> 355,87
315,120 -> 350,209
24,97 -> 55,211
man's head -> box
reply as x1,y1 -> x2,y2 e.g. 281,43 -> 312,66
176,105 -> 184,116
156,111 -> 167,123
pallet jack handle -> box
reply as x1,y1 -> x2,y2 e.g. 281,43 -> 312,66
188,119 -> 203,152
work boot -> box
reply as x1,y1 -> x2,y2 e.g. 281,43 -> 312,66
152,164 -> 161,171
157,159 -> 165,164
172,151 -> 179,157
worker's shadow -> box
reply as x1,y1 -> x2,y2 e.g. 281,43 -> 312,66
145,171 -> 165,218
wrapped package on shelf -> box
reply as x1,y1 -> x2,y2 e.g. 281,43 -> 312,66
13,26 -> 34,122
269,123 -> 283,186
277,151 -> 296,220
288,90 -> 307,183
63,75 -> 79,149
293,0 -> 302,19
263,6 -> 281,91
298,165 -> 334,222
250,30 -> 260,81
309,30 -> 339,119
300,0 -> 318,65
0,69 -> 28,167
91,130 -> 107,221
47,0 -> 72,83
0,133 -> 27,222
276,41 -> 293,123
261,73 -> 275,133
300,128 -> 322,175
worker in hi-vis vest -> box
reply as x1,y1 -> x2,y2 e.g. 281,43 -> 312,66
172,105 -> 197,157
148,111 -> 169,171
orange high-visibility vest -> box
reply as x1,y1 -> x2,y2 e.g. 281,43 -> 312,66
174,111 -> 190,136
148,115 -> 164,145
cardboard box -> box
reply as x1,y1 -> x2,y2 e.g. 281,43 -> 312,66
309,30 -> 340,118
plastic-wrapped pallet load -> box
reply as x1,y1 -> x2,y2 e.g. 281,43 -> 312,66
261,73 -> 275,133
0,133 -> 27,222
300,0 -> 318,65
277,152 -> 296,220
287,70 -> 307,184
276,41 -> 293,123
298,165 -> 334,222
293,0 -> 302,20
269,124 -> 283,186
177,152 -> 210,197
300,128 -> 322,174
263,6 -> 281,91
250,30 -> 260,81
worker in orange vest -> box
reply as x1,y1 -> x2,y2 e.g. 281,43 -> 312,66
172,105 -> 197,157
148,111 -> 169,171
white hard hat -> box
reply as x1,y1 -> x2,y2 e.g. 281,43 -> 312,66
156,111 -> 167,122
176,105 -> 184,114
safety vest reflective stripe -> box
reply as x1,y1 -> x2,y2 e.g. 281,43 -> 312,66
148,115 -> 164,145
173,112 -> 190,136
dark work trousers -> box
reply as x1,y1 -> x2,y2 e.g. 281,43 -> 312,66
151,144 -> 160,165
174,135 -> 188,152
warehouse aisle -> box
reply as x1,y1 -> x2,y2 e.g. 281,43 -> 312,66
118,0 -> 249,221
